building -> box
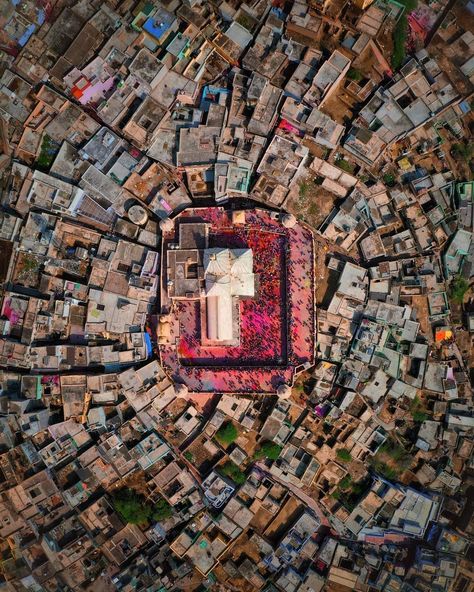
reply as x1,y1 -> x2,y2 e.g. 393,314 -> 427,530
158,206 -> 316,394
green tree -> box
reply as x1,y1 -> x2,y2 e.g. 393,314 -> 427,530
336,448 -> 352,463
391,0 -> 418,70
378,440 -> 410,462
112,488 -> 152,525
409,395 -> 428,423
392,14 -> 408,70
347,68 -> 363,81
215,422 -> 238,445
322,422 -> 332,435
339,475 -> 352,490
219,461 -> 246,485
153,497 -> 173,522
383,172 -> 396,186
370,459 -> 398,480
370,438 -> 412,481
36,134 -> 60,169
254,441 -> 282,461
452,142 -> 473,163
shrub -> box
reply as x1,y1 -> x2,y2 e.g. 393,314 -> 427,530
347,68 -> 363,81
215,422 -> 238,445
449,275 -> 469,304
183,451 -> 194,462
220,461 -> 246,485
335,158 -> 354,173
236,12 -> 254,31
299,180 -> 310,199
21,254 -> 39,272
412,410 -> 428,422
336,449 -> 352,463
410,395 -> 429,423
379,440 -> 410,462
308,202 -> 320,218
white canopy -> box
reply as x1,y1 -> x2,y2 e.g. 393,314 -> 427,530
204,247 -> 255,342
204,248 -> 254,298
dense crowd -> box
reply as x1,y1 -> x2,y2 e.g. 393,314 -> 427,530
177,228 -> 285,364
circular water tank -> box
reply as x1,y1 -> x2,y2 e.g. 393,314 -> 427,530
281,213 -> 296,228
128,204 -> 148,225
277,384 -> 292,399
159,217 -> 174,232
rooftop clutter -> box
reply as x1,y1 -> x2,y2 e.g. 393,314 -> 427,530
0,0 -> 473,591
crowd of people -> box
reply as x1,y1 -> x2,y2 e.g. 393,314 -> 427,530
286,224 -> 316,366
176,228 -> 285,364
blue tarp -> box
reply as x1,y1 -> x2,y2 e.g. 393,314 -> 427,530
144,332 -> 152,357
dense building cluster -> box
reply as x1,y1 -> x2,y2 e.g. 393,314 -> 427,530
0,0 -> 473,591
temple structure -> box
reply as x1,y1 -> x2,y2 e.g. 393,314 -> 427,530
158,207 -> 316,394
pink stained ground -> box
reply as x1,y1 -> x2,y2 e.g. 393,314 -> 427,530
159,207 -> 315,393
176,228 -> 286,365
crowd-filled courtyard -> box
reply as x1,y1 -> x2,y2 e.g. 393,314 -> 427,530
159,207 -> 315,393
176,227 -> 286,366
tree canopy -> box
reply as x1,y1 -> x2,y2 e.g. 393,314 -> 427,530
220,461 -> 246,485
254,441 -> 282,461
449,275 -> 469,304
215,422 -> 238,445
112,488 -> 152,525
112,488 -> 173,525
153,498 -> 173,522
336,449 -> 352,463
